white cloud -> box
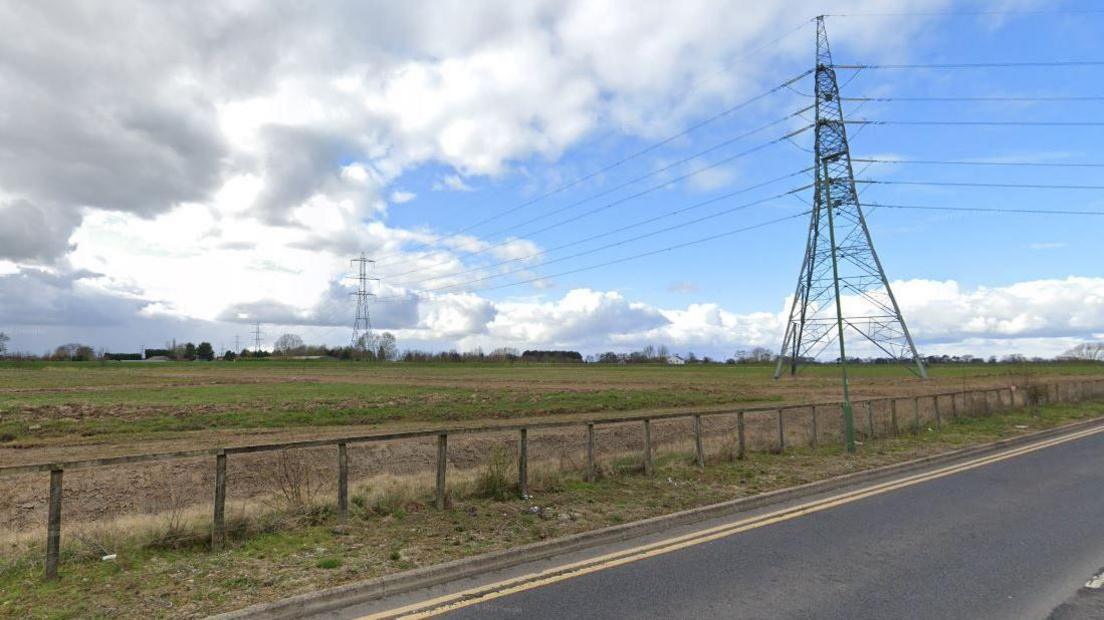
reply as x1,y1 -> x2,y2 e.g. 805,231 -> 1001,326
668,280 -> 700,294
433,174 -> 475,192
18,0 -> 1087,364
390,190 -> 416,204
1028,241 -> 1066,250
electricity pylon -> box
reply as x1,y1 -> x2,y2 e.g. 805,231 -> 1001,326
774,17 -> 926,447
350,253 -> 379,350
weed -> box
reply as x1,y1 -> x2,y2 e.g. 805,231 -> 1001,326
316,557 -> 342,570
471,446 -> 515,501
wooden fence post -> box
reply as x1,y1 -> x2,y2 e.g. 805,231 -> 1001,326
695,415 -> 706,466
44,468 -> 63,580
913,397 -> 920,433
983,390 -> 992,416
865,402 -> 874,440
435,433 -> 448,510
518,428 -> 529,498
643,420 -> 654,476
951,393 -> 959,419
775,410 -> 785,454
212,451 -> 227,551
933,396 -> 942,431
337,442 -> 348,521
810,405 -> 818,448
736,412 -> 746,460
586,424 -> 596,482
890,400 -> 899,437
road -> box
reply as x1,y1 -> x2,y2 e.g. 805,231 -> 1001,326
329,425 -> 1104,620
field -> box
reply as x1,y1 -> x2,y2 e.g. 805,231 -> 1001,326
2,360 -> 1103,617
4,360 -> 1100,451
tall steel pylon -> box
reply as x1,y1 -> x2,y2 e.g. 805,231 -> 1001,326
774,16 -> 926,382
251,322 -> 263,353
350,253 -> 379,350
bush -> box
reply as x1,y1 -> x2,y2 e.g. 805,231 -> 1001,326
472,446 -> 515,501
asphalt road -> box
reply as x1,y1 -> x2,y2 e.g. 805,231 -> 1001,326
440,430 -> 1104,619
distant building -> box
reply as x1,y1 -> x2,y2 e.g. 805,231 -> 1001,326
667,355 -> 686,365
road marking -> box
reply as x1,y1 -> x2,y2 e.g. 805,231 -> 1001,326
357,424 -> 1104,619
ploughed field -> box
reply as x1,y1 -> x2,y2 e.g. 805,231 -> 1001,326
0,360 -> 1100,547
1,360 -> 1099,459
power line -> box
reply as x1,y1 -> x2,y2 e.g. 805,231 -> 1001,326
852,157 -> 1104,169
857,179 -> 1104,190
863,202 -> 1104,217
407,185 -> 810,296
842,95 -> 1104,102
380,123 -> 814,282
399,168 -> 812,290
373,69 -> 815,269
834,61 -> 1104,70
846,119 -> 1104,127
380,105 -> 813,279
378,211 -> 809,301
824,9 -> 1104,17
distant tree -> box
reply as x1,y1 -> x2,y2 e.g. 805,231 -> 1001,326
52,343 -> 94,361
488,347 -> 519,361
355,332 -> 378,354
0,331 -> 8,356
222,350 -> 237,361
273,333 -> 305,355
183,342 -> 197,360
377,332 -> 398,361
1060,342 -> 1104,361
196,342 -> 214,360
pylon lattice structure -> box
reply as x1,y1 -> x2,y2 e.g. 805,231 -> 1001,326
350,253 -> 379,350
251,322 -> 263,353
775,17 -> 926,380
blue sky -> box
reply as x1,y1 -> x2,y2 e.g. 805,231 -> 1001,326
385,11 -> 1103,306
1,1 -> 1103,359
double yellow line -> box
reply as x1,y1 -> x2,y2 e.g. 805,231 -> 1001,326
361,424 -> 1104,619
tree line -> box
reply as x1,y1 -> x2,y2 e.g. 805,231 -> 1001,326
1,329 -> 1103,364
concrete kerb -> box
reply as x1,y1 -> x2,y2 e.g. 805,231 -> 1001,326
213,414 -> 1104,620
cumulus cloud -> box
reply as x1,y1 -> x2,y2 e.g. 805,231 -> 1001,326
15,0 -> 1093,364
485,289 -> 669,346
390,190 -> 416,204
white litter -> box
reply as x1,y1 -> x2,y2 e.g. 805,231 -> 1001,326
101,554 -> 117,562
1085,571 -> 1104,589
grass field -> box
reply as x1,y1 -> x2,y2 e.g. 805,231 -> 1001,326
2,360 -> 1102,447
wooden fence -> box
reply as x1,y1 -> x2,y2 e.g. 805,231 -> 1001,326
3,379 -> 1103,580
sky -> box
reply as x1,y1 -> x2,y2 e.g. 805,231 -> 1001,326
1,0 -> 1103,360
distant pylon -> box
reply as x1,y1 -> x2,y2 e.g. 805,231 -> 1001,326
774,16 -> 926,380
350,253 -> 379,350
252,322 -> 263,353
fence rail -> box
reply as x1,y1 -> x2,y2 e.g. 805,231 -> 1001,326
6,378 -> 1103,580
